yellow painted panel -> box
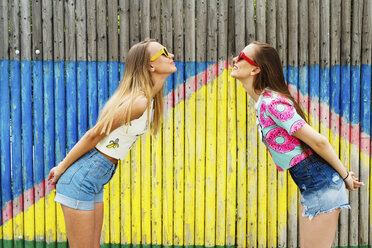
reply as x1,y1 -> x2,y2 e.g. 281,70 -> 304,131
45,189 -> 56,243
267,155 -> 277,248
35,191 -> 45,242
110,162 -> 121,244
23,202 -> 34,241
216,66 -> 227,246
131,140 -> 142,245
56,194 -> 66,243
205,73 -> 217,247
141,132 -> 152,244
174,99 -> 185,246
277,171 -> 288,247
195,84 -> 206,246
102,182 -> 110,244
257,140 -> 267,247
163,107 -> 174,246
236,80 -> 247,247
120,157 -> 132,245
226,69 -> 237,246
184,81 -> 196,246
151,130 -> 163,245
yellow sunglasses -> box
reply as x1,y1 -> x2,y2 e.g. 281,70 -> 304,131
150,47 -> 170,61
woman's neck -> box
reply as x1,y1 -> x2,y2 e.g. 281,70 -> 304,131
240,78 -> 261,102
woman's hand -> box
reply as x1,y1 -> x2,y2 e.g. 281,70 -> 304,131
344,171 -> 364,191
48,164 -> 65,185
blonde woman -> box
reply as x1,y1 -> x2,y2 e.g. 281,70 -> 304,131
48,39 -> 177,248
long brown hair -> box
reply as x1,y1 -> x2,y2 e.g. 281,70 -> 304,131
93,38 -> 163,135
251,41 -> 311,153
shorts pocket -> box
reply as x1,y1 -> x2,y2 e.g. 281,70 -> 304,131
328,172 -> 343,190
88,162 -> 113,179
58,163 -> 83,184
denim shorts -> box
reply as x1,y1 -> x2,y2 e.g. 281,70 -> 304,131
55,149 -> 117,210
288,155 -> 350,220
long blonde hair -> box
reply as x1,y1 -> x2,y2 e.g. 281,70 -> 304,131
93,39 -> 163,135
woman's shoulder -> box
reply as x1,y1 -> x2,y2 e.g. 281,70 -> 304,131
131,95 -> 150,119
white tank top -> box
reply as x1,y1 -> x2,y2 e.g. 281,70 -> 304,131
95,100 -> 153,160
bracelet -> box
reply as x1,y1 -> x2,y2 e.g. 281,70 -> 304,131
342,171 -> 349,181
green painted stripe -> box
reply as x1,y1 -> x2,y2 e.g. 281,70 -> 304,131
0,240 -> 369,248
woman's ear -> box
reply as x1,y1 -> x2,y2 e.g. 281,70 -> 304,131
148,64 -> 155,72
250,66 -> 261,76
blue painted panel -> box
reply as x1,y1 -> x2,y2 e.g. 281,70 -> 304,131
33,60 -> 44,185
330,65 -> 340,116
98,61 -> 108,113
66,61 -> 77,152
108,61 -> 119,97
299,65 -> 309,100
10,60 -> 22,198
351,65 -> 360,125
77,61 -> 87,138
175,61 -> 185,96
88,61 -> 98,128
340,65 -> 351,123
21,60 -> 33,190
44,60 -> 55,176
54,61 -> 66,164
0,60 -> 11,210
361,64 -> 371,135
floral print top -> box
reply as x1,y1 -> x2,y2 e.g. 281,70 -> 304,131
255,89 -> 312,171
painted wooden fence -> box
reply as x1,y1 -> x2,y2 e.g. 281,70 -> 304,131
0,0 -> 371,247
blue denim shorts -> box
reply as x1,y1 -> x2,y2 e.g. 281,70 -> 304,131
55,149 -> 117,210
288,155 -> 350,220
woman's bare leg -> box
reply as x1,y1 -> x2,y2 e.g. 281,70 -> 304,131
93,202 -> 104,248
299,205 -> 340,248
61,205 -> 95,248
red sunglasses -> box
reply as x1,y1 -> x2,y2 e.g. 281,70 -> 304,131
237,51 -> 258,66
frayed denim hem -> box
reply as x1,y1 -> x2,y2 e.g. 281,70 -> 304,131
302,204 -> 351,220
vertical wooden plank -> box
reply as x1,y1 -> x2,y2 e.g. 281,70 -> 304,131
0,0 -> 11,246
236,0 -> 247,246
267,1 -> 277,247
107,2 -> 121,247
308,0 -> 320,132
216,0 -> 228,246
65,0 -> 77,153
339,0 -> 351,245
87,0 -> 98,129
276,0 -> 288,247
256,0 -> 266,42
184,1 -> 196,247
173,0 -> 184,246
205,0 -> 217,246
118,2 -> 130,246
20,0 -> 34,246
360,2 -> 371,247
140,0 -> 150,39
245,0 -> 255,44
330,1 -> 341,245
149,0 -> 162,245
287,0 -> 299,247
350,1 -> 363,246
32,0 -> 44,246
256,1 -> 268,247
76,0 -> 88,139
161,0 -> 174,246
42,0 -> 56,245
140,1 -> 152,245
96,0 -> 109,245
53,0 -> 67,246
128,1 -> 142,245
195,0 -> 207,245
319,0 -> 330,140
130,0 -> 140,45
226,0 -> 237,246
10,0 -> 24,246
